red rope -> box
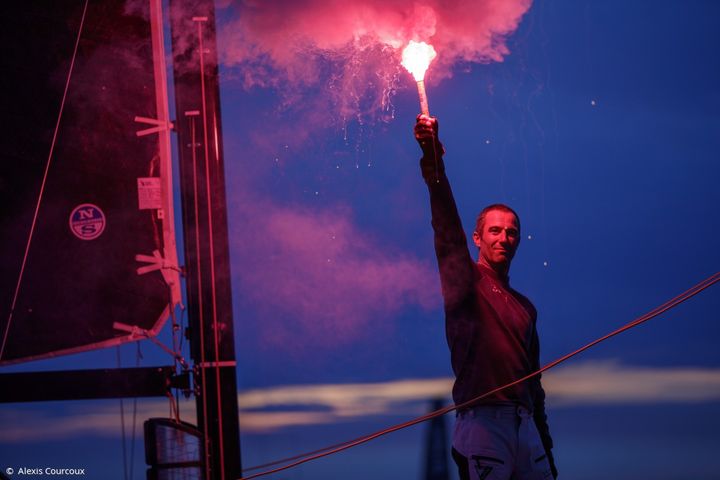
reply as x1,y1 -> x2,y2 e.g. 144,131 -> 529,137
239,271 -> 720,479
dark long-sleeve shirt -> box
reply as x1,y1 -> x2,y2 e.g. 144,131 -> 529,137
421,152 -> 556,474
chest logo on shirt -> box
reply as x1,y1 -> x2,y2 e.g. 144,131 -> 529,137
491,283 -> 510,303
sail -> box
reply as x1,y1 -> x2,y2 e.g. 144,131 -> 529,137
0,0 -> 181,364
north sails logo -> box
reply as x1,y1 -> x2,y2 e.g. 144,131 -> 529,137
69,204 -> 106,240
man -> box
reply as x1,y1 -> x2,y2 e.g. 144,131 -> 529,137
415,114 -> 557,480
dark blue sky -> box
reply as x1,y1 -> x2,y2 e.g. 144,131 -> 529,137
3,1 -> 720,479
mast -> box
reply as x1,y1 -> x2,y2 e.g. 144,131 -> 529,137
423,398 -> 450,480
1,0 -> 240,476
168,1 -> 242,478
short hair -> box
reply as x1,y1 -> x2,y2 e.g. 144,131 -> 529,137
474,204 -> 521,234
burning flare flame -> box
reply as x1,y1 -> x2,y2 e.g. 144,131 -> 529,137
401,41 -> 437,81
401,40 -> 437,116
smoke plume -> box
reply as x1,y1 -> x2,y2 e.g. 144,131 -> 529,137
229,191 -> 439,353
218,0 -> 532,119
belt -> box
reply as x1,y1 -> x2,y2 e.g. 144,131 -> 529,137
457,403 -> 532,419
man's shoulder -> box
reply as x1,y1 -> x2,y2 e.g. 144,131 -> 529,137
509,287 -> 537,317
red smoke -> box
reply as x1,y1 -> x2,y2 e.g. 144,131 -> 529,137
219,0 -> 532,118
229,192 -> 439,352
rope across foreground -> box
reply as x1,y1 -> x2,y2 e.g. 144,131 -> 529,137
239,271 -> 720,479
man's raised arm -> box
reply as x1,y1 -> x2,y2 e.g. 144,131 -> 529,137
415,115 -> 473,309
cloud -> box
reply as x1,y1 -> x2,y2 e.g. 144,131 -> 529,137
0,400 -> 196,443
240,377 -> 452,414
230,194 -> 439,352
238,362 -> 720,432
4,362 -> 720,442
543,360 -> 720,406
0,378 -> 450,442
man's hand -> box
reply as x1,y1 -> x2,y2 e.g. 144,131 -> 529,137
414,114 -> 443,157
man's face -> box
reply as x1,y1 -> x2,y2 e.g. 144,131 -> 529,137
472,210 -> 520,270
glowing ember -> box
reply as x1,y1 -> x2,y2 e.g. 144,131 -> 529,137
401,41 -> 437,116
401,41 -> 437,81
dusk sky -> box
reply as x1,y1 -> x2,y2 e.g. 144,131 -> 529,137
3,1 -> 720,479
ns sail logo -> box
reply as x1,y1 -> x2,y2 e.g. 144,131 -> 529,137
69,204 -> 106,241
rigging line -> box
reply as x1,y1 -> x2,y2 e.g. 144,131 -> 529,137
175,304 -> 188,418
239,271 -> 720,479
0,0 -> 89,363
189,105 -> 211,480
168,297 -> 183,426
166,390 -> 181,423
126,326 -> 189,369
169,289 -> 182,369
241,397 -> 455,475
117,347 -> 129,480
129,342 -> 142,480
197,17 -> 227,479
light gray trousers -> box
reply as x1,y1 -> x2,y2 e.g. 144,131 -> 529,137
452,404 -> 553,480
